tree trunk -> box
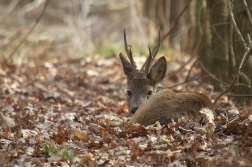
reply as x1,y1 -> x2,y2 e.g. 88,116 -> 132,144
204,0 -> 229,90
143,0 -> 191,49
201,0 -> 252,105
232,0 -> 252,104
196,0 -> 212,77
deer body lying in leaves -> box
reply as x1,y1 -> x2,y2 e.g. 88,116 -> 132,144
119,29 -> 214,126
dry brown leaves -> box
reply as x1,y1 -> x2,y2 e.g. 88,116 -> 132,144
0,55 -> 252,167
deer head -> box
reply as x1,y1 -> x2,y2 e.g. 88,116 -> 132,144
119,29 -> 167,114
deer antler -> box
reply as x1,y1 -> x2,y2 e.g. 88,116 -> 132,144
124,29 -> 137,72
143,46 -> 152,77
142,28 -> 161,77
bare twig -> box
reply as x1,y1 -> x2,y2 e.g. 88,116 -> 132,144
140,0 -> 193,77
214,48 -> 252,104
6,0 -> 50,63
228,94 -> 252,97
185,57 -> 200,82
167,74 -> 200,89
214,106 -> 240,133
228,0 -> 247,50
212,26 -> 227,46
161,0 -> 193,42
165,28 -> 203,82
220,107 -> 229,127
0,0 -> 19,21
166,6 -> 206,85
199,62 -> 226,85
166,43 -> 206,88
182,51 -> 223,85
214,0 -> 252,104
166,55 -> 194,78
239,42 -> 251,72
229,9 -> 236,68
166,51 -> 199,87
242,0 -> 252,29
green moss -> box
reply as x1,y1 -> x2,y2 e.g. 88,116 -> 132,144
62,147 -> 77,160
41,142 -> 60,155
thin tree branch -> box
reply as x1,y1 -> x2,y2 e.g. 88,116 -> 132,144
212,25 -> 227,46
161,0 -> 193,42
214,0 -> 252,104
167,73 -> 202,89
229,10 -> 236,68
185,57 -> 199,82
166,36 -> 201,85
0,0 -> 19,21
166,6 -> 207,85
141,0 -> 193,72
238,35 -> 252,79
228,94 -> 252,97
6,0 -> 50,63
199,62 -> 226,85
214,48 -> 252,104
166,55 -> 194,78
228,0 -> 247,50
242,0 -> 252,29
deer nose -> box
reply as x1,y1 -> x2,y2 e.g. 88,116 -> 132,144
131,107 -> 138,114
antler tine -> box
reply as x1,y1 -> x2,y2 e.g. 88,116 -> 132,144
124,29 -> 130,57
124,29 -> 137,72
143,45 -> 152,77
141,28 -> 161,72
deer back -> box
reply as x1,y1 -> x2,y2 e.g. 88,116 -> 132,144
129,89 -> 214,126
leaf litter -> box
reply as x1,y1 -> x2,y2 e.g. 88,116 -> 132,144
0,55 -> 252,167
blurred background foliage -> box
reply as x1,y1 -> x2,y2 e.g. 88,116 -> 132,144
0,0 -> 251,104
0,0 -> 195,58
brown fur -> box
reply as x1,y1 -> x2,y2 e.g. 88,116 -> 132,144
129,89 -> 214,126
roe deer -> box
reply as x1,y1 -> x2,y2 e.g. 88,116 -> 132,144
119,29 -> 214,126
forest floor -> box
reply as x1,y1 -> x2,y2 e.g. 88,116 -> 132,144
1,47 -> 252,166
1,1 -> 252,166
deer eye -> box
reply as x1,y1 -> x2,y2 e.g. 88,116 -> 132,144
126,90 -> 132,96
147,90 -> 153,96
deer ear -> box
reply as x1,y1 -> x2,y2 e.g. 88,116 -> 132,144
148,56 -> 167,84
119,53 -> 134,77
